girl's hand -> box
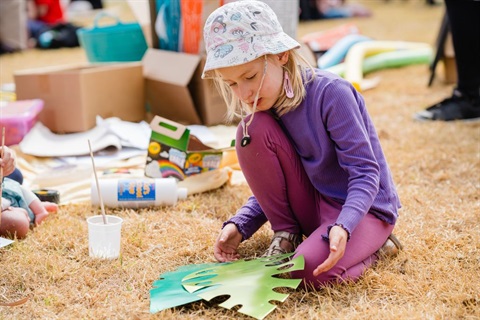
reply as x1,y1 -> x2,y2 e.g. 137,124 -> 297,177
313,225 -> 348,276
0,146 -> 16,177
213,223 -> 242,262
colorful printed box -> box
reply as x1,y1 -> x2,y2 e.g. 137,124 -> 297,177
145,116 -> 232,180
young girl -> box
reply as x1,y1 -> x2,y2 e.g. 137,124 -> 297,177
1,146 -> 58,239
202,0 -> 402,289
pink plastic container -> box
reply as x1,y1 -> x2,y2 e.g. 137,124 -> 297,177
0,99 -> 44,146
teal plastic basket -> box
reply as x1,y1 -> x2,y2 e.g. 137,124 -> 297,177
77,13 -> 148,63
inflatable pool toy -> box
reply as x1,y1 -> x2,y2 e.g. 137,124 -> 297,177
326,47 -> 433,77
318,34 -> 372,69
301,23 -> 360,53
343,41 -> 432,91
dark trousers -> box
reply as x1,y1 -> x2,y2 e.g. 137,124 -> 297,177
445,0 -> 480,97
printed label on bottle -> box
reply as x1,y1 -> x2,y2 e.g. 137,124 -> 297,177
117,180 -> 155,202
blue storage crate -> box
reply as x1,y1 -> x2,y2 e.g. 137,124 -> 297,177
77,13 -> 148,63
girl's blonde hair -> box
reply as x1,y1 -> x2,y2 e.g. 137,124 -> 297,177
212,49 -> 316,123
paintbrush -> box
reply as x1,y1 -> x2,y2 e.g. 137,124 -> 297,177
88,139 -> 107,224
0,127 -> 5,224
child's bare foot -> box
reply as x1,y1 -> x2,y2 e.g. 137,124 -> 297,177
43,202 -> 58,213
34,212 -> 49,226
31,201 -> 58,226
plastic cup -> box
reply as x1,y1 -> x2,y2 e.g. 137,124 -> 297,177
87,215 -> 123,259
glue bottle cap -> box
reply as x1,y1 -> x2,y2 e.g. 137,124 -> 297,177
177,187 -> 188,200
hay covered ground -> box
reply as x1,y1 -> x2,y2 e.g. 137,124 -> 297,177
1,1 -> 479,319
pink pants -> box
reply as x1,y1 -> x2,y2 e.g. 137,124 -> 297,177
236,112 -> 394,289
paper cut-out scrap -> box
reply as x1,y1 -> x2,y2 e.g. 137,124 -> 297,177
149,262 -> 218,313
0,237 -> 14,248
182,253 -> 305,320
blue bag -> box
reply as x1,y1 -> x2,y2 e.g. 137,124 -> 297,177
77,12 -> 148,63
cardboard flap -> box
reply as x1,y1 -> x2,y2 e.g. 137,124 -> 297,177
143,49 -> 200,86
78,62 -> 143,74
14,63 -> 89,76
187,135 -> 219,151
15,62 -> 143,77
145,79 -> 202,125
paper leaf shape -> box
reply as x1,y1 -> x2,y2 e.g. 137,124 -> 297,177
182,254 -> 305,320
150,262 -> 219,313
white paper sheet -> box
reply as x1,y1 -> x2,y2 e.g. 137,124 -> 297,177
19,117 -> 151,157
0,237 -> 14,248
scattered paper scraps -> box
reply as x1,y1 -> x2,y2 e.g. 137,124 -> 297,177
0,237 -> 14,248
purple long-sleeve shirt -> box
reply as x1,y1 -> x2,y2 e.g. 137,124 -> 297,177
227,69 -> 401,240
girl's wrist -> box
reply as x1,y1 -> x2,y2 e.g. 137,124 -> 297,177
330,223 -> 351,241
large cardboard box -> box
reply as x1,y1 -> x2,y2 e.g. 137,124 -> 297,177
14,63 -> 145,133
142,48 -> 227,126
145,115 -> 232,180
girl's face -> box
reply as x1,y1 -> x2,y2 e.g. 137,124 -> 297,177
217,53 -> 288,112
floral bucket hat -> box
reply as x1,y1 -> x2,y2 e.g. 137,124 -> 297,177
202,0 -> 301,79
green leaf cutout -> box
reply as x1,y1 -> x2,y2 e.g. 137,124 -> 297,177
182,253 -> 305,320
150,262 -> 219,313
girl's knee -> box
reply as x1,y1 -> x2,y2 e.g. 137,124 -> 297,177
236,112 -> 286,153
236,112 -> 277,141
247,112 -> 278,135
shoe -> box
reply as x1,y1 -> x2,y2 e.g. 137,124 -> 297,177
414,89 -> 480,122
262,231 -> 302,258
377,234 -> 403,258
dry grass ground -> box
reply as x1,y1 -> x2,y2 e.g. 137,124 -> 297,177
1,1 -> 479,319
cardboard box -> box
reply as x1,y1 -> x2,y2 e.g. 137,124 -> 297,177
142,48 -> 227,126
145,115 -> 232,180
14,62 -> 145,133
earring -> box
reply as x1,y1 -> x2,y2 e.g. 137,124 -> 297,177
283,71 -> 294,98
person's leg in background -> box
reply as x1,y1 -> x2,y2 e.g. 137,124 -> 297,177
414,0 -> 480,121
446,0 -> 480,103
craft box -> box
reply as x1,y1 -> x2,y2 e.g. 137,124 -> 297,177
142,48 -> 227,126
145,116 -> 232,180
0,99 -> 43,146
14,62 -> 145,133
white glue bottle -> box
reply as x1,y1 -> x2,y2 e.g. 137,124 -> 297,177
91,178 -> 188,208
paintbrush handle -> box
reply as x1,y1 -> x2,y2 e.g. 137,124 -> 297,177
88,139 -> 108,225
0,127 -> 5,225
